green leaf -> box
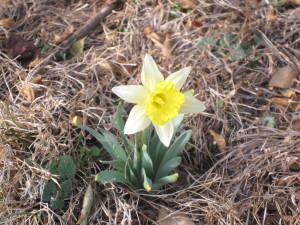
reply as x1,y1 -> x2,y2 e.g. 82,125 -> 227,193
158,130 -> 192,168
50,199 -> 65,210
243,44 -> 253,56
75,134 -> 84,148
90,146 -> 101,157
141,145 -> 154,178
42,181 -> 57,202
229,43 -> 246,61
49,160 -> 59,175
133,132 -> 139,147
155,157 -> 181,181
170,3 -> 182,18
113,145 -> 127,162
78,124 -> 119,160
70,37 -> 86,57
58,180 -> 72,198
100,128 -> 127,161
126,164 -> 140,187
111,103 -> 134,151
100,160 -> 126,172
198,37 -> 216,49
152,173 -> 178,190
219,33 -> 237,49
149,115 -> 185,171
141,127 -> 150,147
149,133 -> 168,171
116,103 -> 124,129
133,145 -> 140,171
141,168 -> 152,192
55,156 -> 76,181
253,31 -> 264,45
95,171 -> 131,185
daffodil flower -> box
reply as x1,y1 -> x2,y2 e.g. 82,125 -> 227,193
112,54 -> 205,146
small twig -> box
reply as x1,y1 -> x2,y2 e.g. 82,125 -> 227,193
47,1 -> 124,62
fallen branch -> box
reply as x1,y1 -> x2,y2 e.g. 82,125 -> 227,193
48,0 -> 124,62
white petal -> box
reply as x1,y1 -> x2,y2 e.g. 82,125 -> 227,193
165,67 -> 191,90
154,120 -> 174,147
124,104 -> 151,134
112,85 -> 149,104
141,54 -> 164,91
179,94 -> 206,114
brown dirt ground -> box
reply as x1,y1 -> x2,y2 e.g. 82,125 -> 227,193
1,0 -> 300,224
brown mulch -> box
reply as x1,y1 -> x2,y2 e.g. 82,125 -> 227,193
1,0 -> 300,224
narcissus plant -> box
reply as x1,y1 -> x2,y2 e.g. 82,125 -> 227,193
78,54 -> 205,191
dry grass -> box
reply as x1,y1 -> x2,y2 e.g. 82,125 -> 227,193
1,0 -> 300,224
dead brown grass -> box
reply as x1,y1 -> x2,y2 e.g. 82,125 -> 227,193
1,0 -> 300,224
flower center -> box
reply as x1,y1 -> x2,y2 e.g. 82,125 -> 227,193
146,81 -> 185,126
153,95 -> 165,105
